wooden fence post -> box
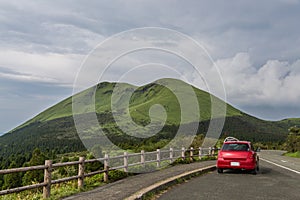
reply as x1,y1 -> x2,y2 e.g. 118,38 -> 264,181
78,157 -> 85,189
43,160 -> 52,199
169,148 -> 173,163
211,147 -> 215,156
141,150 -> 145,167
199,147 -> 202,160
190,147 -> 194,162
124,152 -> 128,173
181,147 -> 185,160
156,149 -> 161,168
103,154 -> 109,182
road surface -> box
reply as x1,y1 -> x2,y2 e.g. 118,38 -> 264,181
158,150 -> 300,200
259,150 -> 300,173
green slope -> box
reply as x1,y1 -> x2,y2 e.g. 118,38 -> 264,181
1,78 -> 300,159
14,78 -> 241,128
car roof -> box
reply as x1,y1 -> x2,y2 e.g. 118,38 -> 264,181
224,141 -> 251,144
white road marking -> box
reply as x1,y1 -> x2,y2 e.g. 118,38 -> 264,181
281,160 -> 287,163
260,158 -> 300,175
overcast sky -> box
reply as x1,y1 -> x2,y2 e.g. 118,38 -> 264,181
1,0 -> 300,134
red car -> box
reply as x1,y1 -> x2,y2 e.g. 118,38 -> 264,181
217,138 -> 259,174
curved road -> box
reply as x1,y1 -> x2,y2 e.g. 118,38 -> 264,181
158,151 -> 300,200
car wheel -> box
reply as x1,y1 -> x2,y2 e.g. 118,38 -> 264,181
252,165 -> 258,175
217,168 -> 223,173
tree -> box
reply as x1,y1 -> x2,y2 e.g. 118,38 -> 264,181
286,126 -> 300,152
85,152 -> 103,172
22,148 -> 47,186
191,134 -> 204,148
2,161 -> 22,189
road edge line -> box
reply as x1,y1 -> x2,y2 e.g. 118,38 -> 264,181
125,165 -> 216,200
260,158 -> 300,175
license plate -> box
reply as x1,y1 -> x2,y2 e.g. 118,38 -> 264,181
230,162 -> 240,166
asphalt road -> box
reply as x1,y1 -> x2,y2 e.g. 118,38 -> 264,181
158,151 -> 300,200
259,150 -> 300,173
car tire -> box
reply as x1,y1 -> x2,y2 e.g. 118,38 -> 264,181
217,168 -> 223,173
252,165 -> 258,175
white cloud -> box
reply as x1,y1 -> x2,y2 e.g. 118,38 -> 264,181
0,71 -> 58,83
216,53 -> 300,107
0,49 -> 84,86
1,0 -> 300,132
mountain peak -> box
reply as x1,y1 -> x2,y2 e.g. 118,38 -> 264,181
1,78 -> 300,160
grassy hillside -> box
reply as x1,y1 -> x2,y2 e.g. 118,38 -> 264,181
1,78 -> 300,159
14,79 -> 241,128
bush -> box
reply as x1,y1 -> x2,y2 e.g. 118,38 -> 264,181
108,170 -> 128,182
285,126 -> 300,153
2,162 -> 22,189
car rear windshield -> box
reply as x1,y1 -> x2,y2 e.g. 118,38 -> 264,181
222,143 -> 250,151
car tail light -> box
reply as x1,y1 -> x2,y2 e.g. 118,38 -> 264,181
218,152 -> 223,159
248,153 -> 254,159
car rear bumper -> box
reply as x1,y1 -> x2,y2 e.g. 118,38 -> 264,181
217,159 -> 256,170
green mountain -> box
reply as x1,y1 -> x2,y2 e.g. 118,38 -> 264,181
0,78 -> 299,158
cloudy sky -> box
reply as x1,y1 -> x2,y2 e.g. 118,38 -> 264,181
0,0 -> 300,134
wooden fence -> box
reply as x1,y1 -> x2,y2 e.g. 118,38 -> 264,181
0,147 -> 216,198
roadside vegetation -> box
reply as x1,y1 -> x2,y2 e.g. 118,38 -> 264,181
0,124 -> 299,199
284,126 -> 300,158
0,146 -> 216,200
0,147 -> 129,200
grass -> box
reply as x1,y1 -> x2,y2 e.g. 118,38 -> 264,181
11,78 -> 242,132
0,174 -> 106,200
284,151 -> 300,158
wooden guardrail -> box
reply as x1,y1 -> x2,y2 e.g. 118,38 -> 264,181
0,147 -> 216,198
